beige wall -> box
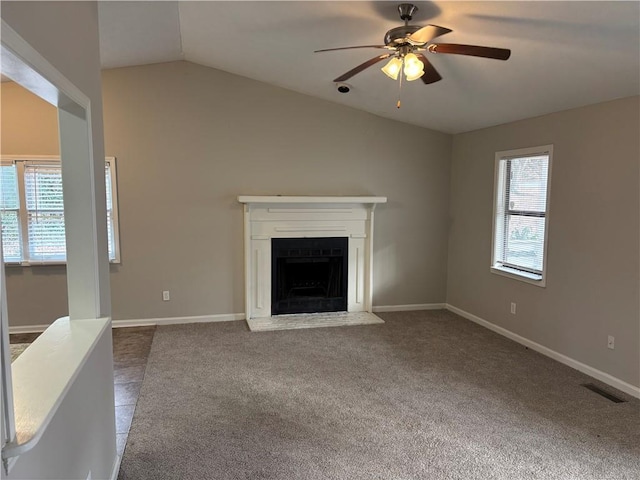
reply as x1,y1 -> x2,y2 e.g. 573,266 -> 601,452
2,60 -> 453,325
447,96 -> 640,388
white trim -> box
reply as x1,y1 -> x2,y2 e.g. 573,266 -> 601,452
111,313 -> 245,328
1,155 -> 62,162
12,306 -> 450,332
243,204 -> 252,324
109,454 -> 121,480
0,21 -> 90,109
238,196 -> 387,204
490,266 -> 545,287
373,303 -> 446,312
105,157 -> 121,264
9,314 -> 246,333
8,325 -> 49,335
11,307 -> 454,332
446,304 -> 640,399
366,206 -> 377,312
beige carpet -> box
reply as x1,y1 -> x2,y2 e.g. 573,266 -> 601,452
119,310 -> 639,480
10,343 -> 30,362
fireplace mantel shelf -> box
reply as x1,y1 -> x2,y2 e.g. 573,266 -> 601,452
238,195 -> 387,205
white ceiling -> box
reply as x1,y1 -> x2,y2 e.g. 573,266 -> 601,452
97,1 -> 639,134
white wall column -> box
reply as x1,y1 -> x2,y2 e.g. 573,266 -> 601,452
58,106 -> 111,319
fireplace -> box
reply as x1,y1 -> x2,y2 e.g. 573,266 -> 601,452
238,195 -> 387,320
271,237 -> 348,315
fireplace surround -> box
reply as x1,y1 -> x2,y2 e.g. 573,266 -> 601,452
238,196 -> 387,320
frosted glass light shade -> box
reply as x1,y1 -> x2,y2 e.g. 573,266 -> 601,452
381,57 -> 403,80
403,53 -> 424,81
405,68 -> 425,81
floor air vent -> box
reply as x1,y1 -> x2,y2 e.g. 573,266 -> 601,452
581,383 -> 627,403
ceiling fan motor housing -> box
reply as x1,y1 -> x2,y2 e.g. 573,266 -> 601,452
384,25 -> 422,46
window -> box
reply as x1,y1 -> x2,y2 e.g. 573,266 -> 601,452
491,145 -> 552,286
0,156 -> 120,265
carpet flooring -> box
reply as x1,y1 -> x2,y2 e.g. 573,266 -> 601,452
119,310 -> 639,480
10,343 -> 30,362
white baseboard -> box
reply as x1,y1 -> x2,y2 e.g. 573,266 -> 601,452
446,304 -> 640,399
8,324 -> 49,334
13,304 -> 637,399
373,303 -> 446,313
111,313 -> 245,328
9,314 -> 245,333
109,454 -> 121,480
10,306 -> 450,333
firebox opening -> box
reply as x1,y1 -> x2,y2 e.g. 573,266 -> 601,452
271,237 -> 348,315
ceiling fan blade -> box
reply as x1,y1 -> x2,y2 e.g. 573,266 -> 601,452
333,53 -> 393,82
428,43 -> 511,60
415,53 -> 442,84
314,45 -> 389,53
407,25 -> 452,45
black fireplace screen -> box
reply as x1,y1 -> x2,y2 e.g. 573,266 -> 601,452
271,237 -> 348,315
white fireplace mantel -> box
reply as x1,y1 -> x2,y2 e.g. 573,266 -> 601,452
238,195 -> 387,320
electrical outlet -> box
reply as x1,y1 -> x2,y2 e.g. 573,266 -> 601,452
510,302 -> 516,315
162,290 -> 170,301
607,335 -> 615,350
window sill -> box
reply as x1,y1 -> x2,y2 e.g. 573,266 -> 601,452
4,260 -> 120,267
491,266 -> 546,287
5,261 -> 67,267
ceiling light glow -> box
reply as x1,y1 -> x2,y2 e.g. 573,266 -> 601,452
381,57 -> 403,80
403,53 -> 424,81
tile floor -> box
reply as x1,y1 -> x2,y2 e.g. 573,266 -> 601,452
9,325 -> 157,457
112,326 -> 156,455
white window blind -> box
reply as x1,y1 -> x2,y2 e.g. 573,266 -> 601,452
105,164 -> 117,260
25,163 -> 67,262
0,165 -> 21,263
0,157 -> 120,265
492,146 -> 552,285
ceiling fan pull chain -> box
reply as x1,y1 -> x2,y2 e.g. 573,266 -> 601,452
397,68 -> 404,109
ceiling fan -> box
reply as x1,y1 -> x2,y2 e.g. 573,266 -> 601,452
315,3 -> 511,87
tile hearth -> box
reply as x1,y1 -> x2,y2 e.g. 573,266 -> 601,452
246,311 -> 384,332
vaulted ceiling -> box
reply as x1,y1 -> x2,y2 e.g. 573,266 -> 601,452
98,1 -> 639,134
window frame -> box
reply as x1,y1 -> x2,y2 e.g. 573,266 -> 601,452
491,145 -> 553,287
0,155 -> 120,266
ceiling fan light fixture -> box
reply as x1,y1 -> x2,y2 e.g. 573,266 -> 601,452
381,57 -> 403,80
403,53 -> 424,80
405,68 -> 425,82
